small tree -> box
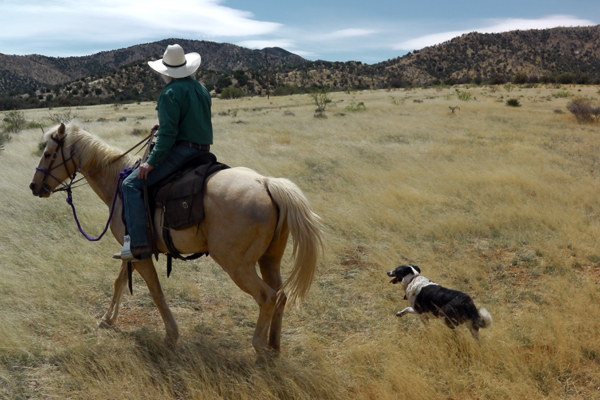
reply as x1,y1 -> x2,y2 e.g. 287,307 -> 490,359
309,88 -> 331,113
556,73 -> 575,85
513,73 -> 528,85
219,87 -> 246,99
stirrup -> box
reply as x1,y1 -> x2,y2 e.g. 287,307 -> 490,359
114,235 -> 135,261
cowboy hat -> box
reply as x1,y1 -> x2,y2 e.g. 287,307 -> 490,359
147,44 -> 201,78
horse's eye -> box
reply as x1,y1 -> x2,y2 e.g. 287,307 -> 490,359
44,153 -> 51,159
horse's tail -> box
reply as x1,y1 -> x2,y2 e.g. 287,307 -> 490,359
265,178 -> 323,306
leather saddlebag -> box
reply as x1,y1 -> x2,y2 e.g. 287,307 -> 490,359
154,153 -> 229,230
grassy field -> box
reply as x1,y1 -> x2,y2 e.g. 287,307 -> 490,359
1,84 -> 600,399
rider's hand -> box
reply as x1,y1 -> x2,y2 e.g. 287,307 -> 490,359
151,124 -> 159,134
138,162 -> 154,180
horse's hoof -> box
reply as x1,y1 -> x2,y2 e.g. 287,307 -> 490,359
163,336 -> 179,348
98,319 -> 115,330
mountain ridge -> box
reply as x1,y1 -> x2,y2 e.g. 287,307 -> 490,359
2,26 -> 600,110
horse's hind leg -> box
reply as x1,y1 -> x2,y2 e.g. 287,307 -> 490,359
258,259 -> 286,353
99,261 -> 129,329
133,260 -> 179,345
258,230 -> 289,353
225,264 -> 278,356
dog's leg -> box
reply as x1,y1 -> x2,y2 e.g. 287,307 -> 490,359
396,307 -> 416,317
468,320 -> 480,341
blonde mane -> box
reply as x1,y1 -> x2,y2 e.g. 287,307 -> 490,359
44,122 -> 137,175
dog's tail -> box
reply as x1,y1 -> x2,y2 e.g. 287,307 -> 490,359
478,308 -> 493,329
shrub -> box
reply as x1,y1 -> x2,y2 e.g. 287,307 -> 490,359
566,98 -> 600,124
2,110 -> 27,133
273,85 -> 302,96
489,74 -> 505,85
506,99 -> 521,107
219,87 -> 246,99
457,91 -> 472,101
344,101 -> 366,112
47,109 -> 78,124
309,88 -> 332,113
513,73 -> 528,84
556,73 -> 575,85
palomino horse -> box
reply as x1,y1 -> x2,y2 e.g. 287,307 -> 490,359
29,122 -> 323,356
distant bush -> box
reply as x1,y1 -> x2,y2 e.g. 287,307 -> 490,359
219,87 -> 246,99
506,99 -> 521,107
2,110 -> 27,133
513,73 -> 528,85
556,73 -> 575,85
566,98 -> 600,124
47,109 -> 78,124
345,101 -> 367,112
457,91 -> 472,101
553,91 -> 571,98
489,74 -> 505,85
273,85 -> 302,96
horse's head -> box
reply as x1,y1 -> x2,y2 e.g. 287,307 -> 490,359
29,123 -> 79,197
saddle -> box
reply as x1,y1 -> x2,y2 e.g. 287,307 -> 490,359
148,152 -> 229,265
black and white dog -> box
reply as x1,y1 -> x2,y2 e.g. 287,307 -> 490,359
387,265 -> 492,340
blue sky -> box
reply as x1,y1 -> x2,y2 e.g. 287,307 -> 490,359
1,0 -> 598,64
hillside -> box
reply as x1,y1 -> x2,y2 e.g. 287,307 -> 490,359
380,25 -> 600,84
2,26 -> 600,110
0,38 -> 307,96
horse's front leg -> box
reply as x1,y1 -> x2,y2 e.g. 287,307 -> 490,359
133,259 -> 179,345
99,260 -> 129,329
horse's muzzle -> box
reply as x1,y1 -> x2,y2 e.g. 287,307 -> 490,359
29,182 -> 51,198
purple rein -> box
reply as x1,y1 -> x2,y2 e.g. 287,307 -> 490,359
65,167 -> 133,241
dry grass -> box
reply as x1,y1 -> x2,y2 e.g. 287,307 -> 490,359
1,85 -> 600,399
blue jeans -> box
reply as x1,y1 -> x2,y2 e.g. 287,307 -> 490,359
122,145 -> 208,247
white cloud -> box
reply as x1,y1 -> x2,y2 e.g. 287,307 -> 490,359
393,15 -> 596,51
324,28 -> 378,40
0,0 -> 281,55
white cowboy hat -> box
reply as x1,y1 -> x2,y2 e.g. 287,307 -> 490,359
147,44 -> 201,78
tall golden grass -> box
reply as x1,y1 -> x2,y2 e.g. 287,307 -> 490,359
1,85 -> 600,399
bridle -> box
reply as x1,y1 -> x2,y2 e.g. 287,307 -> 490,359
35,133 -> 80,195
36,130 -> 153,195
35,127 -> 153,241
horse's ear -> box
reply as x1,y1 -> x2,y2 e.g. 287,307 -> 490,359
57,123 -> 66,139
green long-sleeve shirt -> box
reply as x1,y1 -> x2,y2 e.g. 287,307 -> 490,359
146,77 -> 213,167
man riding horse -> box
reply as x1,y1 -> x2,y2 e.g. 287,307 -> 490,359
115,44 -> 213,261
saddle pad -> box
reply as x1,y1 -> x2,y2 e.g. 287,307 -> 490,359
153,154 -> 229,230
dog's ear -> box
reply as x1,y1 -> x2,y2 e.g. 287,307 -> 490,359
412,265 -> 421,273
